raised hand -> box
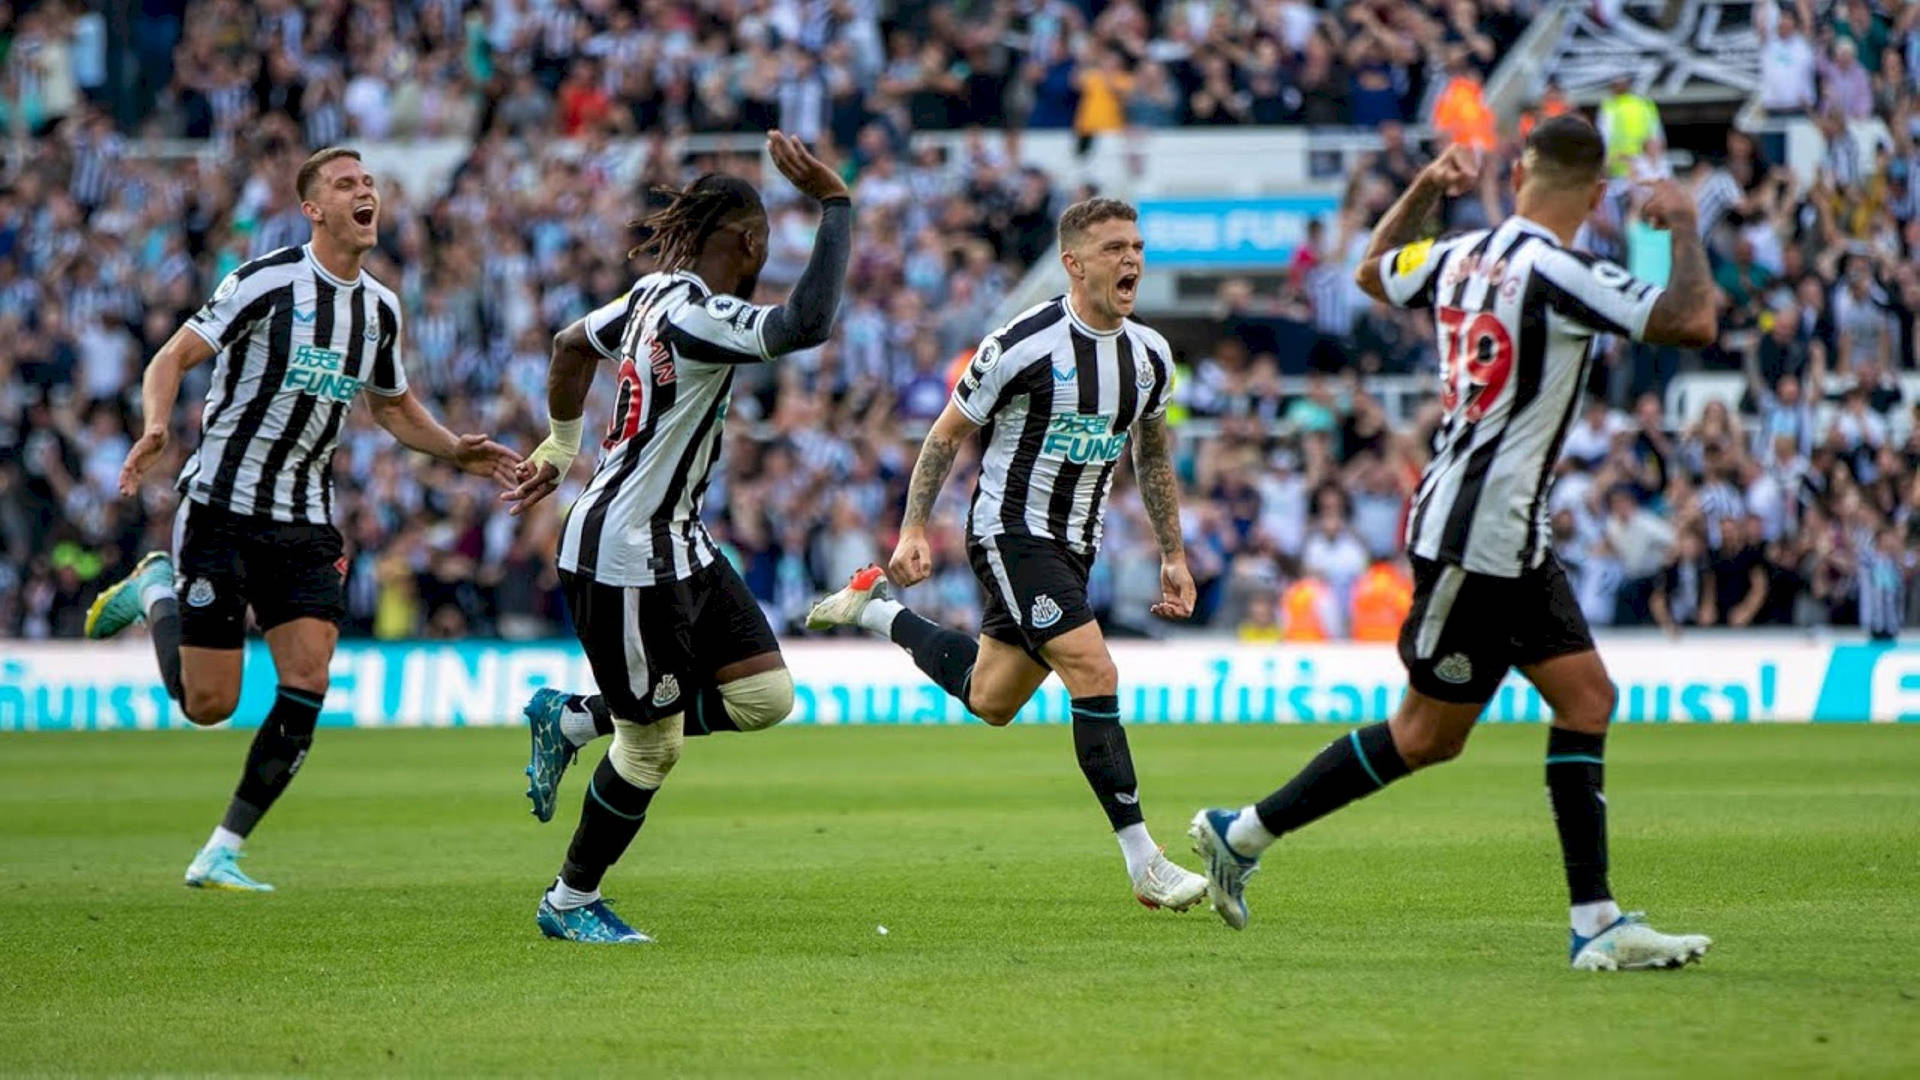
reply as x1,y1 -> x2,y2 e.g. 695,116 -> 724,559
1638,179 -> 1700,232
767,129 -> 850,202
1420,143 -> 1481,198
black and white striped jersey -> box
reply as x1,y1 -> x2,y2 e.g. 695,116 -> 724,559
557,271 -> 776,587
952,296 -> 1175,555
1378,216 -> 1664,577
177,244 -> 407,525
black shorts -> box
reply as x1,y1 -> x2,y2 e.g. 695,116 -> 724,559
560,557 -> 780,724
173,499 -> 347,649
1398,553 -> 1595,704
967,533 -> 1098,663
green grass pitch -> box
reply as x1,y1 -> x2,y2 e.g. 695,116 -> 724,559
2,724 -> 1917,1077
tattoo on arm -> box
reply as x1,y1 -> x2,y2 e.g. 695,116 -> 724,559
1132,416 -> 1185,557
1355,174 -> 1445,301
902,431 -> 961,530
1644,227 -> 1717,346
1364,176 -> 1445,265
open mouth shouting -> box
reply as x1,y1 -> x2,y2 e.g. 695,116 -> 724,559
352,202 -> 377,228
1115,271 -> 1139,305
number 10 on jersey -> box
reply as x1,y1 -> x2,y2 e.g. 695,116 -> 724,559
1436,306 -> 1514,422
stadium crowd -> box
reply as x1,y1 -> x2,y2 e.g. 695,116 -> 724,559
1,0 -> 1535,145
4,0 -> 1920,644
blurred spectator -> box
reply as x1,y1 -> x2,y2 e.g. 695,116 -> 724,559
1238,588 -> 1283,644
1430,50 -> 1495,152
1348,559 -> 1412,642
1597,73 -> 1664,179
9,0 -> 1920,647
1820,38 -> 1874,120
1651,528 -> 1715,636
1280,575 -> 1339,641
1759,7 -> 1820,115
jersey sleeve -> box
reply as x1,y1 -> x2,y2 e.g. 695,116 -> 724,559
366,299 -> 408,397
1375,235 -> 1458,310
952,333 -> 1032,425
583,291 -> 632,360
185,263 -> 282,351
1137,329 -> 1176,421
1534,249 -> 1665,340
660,293 -> 774,365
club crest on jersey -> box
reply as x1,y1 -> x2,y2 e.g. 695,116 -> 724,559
1134,361 -> 1155,389
212,272 -> 239,303
651,674 -> 681,708
185,578 -> 216,609
1433,653 -> 1474,685
1030,594 -> 1063,629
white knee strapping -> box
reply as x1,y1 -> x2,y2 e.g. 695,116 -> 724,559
719,668 -> 795,731
608,713 -> 685,788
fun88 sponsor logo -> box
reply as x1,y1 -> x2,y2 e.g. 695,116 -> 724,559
281,345 -> 361,402
1042,413 -> 1126,464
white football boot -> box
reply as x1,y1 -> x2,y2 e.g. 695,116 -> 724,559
1570,913 -> 1712,970
806,565 -> 890,631
1132,850 -> 1208,912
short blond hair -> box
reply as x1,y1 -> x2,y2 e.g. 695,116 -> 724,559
1057,197 -> 1138,250
296,147 -> 362,201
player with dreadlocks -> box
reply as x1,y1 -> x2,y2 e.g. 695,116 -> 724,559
499,132 -> 852,944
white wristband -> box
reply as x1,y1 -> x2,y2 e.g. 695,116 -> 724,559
529,416 -> 584,476
548,416 -> 583,456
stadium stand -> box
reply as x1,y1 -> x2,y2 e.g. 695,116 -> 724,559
2,0 -> 1917,643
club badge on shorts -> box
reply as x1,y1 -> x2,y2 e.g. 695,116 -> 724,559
1434,653 -> 1474,685
1030,594 -> 1062,629
186,578 -> 215,608
651,674 -> 681,709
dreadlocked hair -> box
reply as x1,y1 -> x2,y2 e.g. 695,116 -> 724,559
628,174 -> 765,267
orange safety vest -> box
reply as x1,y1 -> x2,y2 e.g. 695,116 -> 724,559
1433,76 -> 1497,152
1281,579 -> 1333,642
946,348 -> 974,395
1350,563 -> 1414,642
1516,92 -> 1571,140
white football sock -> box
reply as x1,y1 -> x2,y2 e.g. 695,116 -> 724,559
205,826 -> 246,853
1571,899 -> 1623,939
1224,806 -> 1276,858
141,579 -> 176,617
856,596 -> 904,637
547,880 -> 601,911
558,703 -> 599,748
1116,823 -> 1158,880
